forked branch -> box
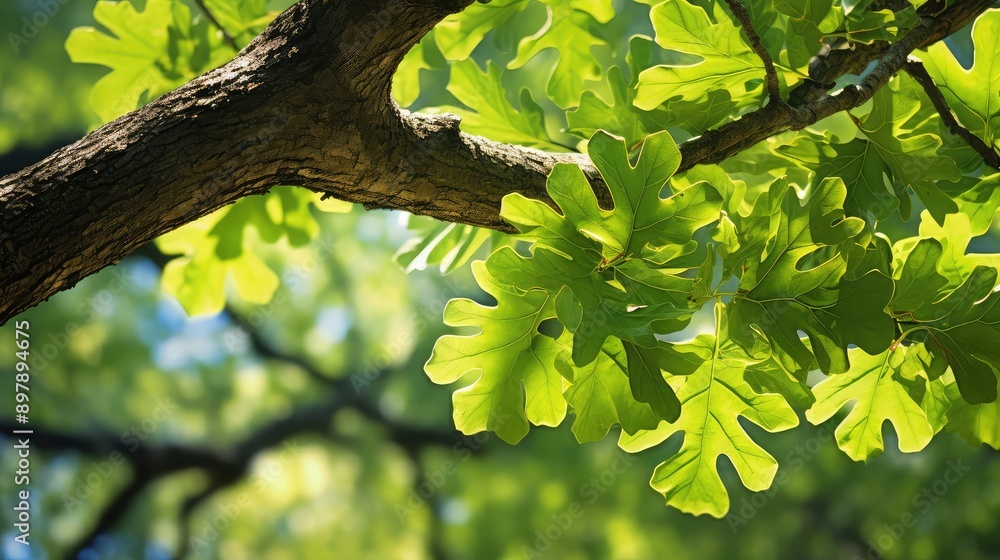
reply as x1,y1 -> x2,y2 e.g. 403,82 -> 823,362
0,0 -> 994,322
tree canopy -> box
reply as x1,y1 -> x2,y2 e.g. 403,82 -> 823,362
4,0 -> 1000,557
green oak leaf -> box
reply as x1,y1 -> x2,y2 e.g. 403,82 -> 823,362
393,39 -> 431,108
719,0 -> 820,73
622,340 -> 702,423
918,373 -> 953,434
943,371 -> 1000,449
898,341 -> 948,382
728,178 -> 895,374
510,0 -> 614,108
635,32 -> 738,135
568,66 -> 649,149
914,212 -> 1000,289
887,215 -> 1000,404
773,0 -> 843,69
844,2 -> 916,43
776,129 -> 904,223
487,246 -> 697,365
717,131 -> 816,194
158,209 -> 279,315
712,175 -> 782,280
443,60 -> 563,152
774,0 -> 842,32
806,347 -> 935,461
890,238 -> 950,317
561,0 -> 614,23
636,0 -> 802,112
660,89 -> 742,137
904,265 -> 1000,405
552,131 -> 722,260
66,0 -> 235,122
156,188 -> 347,315
424,264 -> 568,444
743,357 -> 815,410
844,230 -> 893,281
393,214 -> 503,275
942,173 -> 1000,236
498,164 -> 603,253
776,76 -> 962,223
619,303 -> 799,518
923,9 -> 1000,152
569,36 -> 702,144
557,338 -> 661,443
851,76 -> 961,223
571,36 -> 668,143
200,0 -> 290,43
434,0 -> 529,60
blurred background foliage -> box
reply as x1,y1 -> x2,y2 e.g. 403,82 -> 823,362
1,0 -> 999,559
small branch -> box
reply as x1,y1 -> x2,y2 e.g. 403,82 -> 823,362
788,0 -> 992,105
903,58 -> 1000,171
66,475 -> 153,559
192,0 -> 239,51
725,0 -> 781,100
678,3 -> 987,172
4,347 -> 464,558
869,0 -> 911,12
239,311 -> 461,450
175,470 -> 248,560
242,317 -> 346,388
140,243 -> 463,450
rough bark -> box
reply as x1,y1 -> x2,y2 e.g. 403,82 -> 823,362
0,0 -> 994,322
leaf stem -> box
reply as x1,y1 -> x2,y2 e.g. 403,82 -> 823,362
890,325 -> 926,351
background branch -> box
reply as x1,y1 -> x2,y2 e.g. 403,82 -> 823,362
2,272 -> 468,559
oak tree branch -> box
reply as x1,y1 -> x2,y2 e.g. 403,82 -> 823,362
0,0 -> 994,322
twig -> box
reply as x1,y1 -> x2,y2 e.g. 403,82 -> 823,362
789,0 -> 990,106
903,58 -> 1000,171
724,0 -> 781,100
238,316 -> 461,450
193,0 -> 239,51
175,470 -> 248,560
66,476 -> 153,559
869,0 -> 911,12
677,4 -> 981,172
